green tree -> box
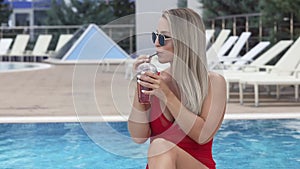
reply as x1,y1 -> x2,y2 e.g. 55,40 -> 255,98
199,0 -> 260,19
46,0 -> 136,53
110,0 -> 135,19
260,0 -> 300,41
0,0 -> 11,26
199,0 -> 261,41
178,0 -> 187,8
46,0 -> 135,25
46,0 -> 117,25
199,0 -> 300,41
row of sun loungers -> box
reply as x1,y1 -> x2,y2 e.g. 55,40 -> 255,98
0,34 -> 73,62
205,29 -> 300,106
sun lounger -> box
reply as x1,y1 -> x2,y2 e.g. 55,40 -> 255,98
208,36 -> 238,68
55,34 -> 73,52
206,29 -> 231,65
223,40 -> 294,100
237,37 -> 300,106
210,32 -> 252,69
245,40 -> 293,70
217,36 -> 238,58
7,34 -> 30,61
239,66 -> 300,106
46,34 -> 73,60
219,32 -> 252,64
24,34 -> 52,62
207,29 -> 231,52
205,29 -> 215,46
222,41 -> 270,70
0,38 -> 13,61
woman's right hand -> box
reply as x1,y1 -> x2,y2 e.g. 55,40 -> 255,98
133,55 -> 150,73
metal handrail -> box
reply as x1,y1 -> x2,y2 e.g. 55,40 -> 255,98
208,13 -> 261,20
205,12 -> 297,39
0,24 -> 135,54
0,24 -> 135,30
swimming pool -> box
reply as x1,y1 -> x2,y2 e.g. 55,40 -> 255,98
0,119 -> 299,168
0,62 -> 51,73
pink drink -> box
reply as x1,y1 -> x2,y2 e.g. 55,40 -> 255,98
137,82 -> 151,104
137,62 -> 157,104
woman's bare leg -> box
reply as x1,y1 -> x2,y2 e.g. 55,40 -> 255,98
148,138 -> 208,169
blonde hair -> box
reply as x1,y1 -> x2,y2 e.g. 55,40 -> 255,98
162,8 -> 208,115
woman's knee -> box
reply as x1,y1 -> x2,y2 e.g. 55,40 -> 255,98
148,138 -> 177,158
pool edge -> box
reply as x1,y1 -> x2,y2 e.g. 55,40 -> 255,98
1,113 -> 300,123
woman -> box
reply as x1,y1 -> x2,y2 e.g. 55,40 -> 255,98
128,8 -> 226,169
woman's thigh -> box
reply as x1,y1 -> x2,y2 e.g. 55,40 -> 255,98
148,138 -> 208,169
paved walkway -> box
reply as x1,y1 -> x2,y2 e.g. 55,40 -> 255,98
0,64 -> 299,122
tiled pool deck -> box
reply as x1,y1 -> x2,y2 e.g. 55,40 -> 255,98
0,64 -> 299,123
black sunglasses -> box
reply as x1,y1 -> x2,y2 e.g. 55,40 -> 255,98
152,32 -> 171,46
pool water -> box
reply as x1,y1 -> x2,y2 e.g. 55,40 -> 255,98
0,62 -> 51,73
214,119 -> 300,169
0,119 -> 299,169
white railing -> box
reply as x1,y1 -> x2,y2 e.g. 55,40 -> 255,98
0,24 -> 135,54
206,13 -> 299,41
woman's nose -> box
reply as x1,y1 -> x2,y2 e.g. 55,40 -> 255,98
154,37 -> 161,47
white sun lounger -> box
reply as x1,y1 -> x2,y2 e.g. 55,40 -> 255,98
238,37 -> 300,106
239,65 -> 300,107
217,36 -> 238,58
55,34 -> 73,52
8,34 -> 30,61
219,32 -> 252,64
246,40 -> 293,69
47,34 -> 73,59
207,29 -> 231,53
205,29 -> 215,46
222,40 -> 294,100
210,32 -> 252,69
206,29 -> 231,65
208,36 -> 238,68
222,41 -> 270,70
0,38 -> 13,61
24,34 -> 53,62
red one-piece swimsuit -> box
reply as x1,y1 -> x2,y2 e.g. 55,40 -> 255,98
146,96 -> 216,169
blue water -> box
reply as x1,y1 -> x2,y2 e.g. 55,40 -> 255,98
0,62 -> 50,72
214,119 -> 300,169
0,119 -> 299,169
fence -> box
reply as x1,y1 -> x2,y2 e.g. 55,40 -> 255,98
1,14 -> 299,57
205,13 -> 300,52
0,24 -> 135,54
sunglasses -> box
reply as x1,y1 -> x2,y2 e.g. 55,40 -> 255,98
152,32 -> 171,46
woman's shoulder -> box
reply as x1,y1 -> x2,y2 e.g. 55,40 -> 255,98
208,71 -> 226,85
207,71 -> 226,101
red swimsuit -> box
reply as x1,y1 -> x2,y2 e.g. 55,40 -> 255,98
146,96 -> 216,169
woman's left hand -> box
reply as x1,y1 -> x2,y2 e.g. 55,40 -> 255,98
137,71 -> 172,102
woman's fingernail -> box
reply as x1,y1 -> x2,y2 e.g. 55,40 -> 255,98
141,90 -> 146,93
137,79 -> 141,83
141,71 -> 145,75
137,75 -> 141,79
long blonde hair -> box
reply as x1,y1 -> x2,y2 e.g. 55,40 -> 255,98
162,8 -> 208,115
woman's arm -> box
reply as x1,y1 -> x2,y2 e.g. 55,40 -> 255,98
128,55 -> 153,144
197,73 -> 227,143
139,72 -> 226,144
127,85 -> 152,144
